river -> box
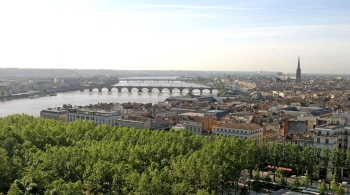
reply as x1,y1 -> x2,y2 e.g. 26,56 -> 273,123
0,78 -> 216,117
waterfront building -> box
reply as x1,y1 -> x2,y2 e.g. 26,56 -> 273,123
54,76 -> 79,86
66,106 -> 123,125
40,107 -> 67,122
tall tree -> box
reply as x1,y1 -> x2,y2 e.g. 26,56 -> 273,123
331,173 -> 339,195
337,185 -> 345,195
290,179 -> 301,192
301,145 -> 321,183
331,148 -> 345,175
302,171 -> 311,190
344,150 -> 350,184
276,168 -> 287,188
319,181 -> 328,195
266,142 -> 283,182
322,147 -> 332,180
7,183 -> 23,195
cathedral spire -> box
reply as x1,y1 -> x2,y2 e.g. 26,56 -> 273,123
296,56 -> 301,83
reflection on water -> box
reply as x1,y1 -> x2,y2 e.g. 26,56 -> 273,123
0,83 -> 216,117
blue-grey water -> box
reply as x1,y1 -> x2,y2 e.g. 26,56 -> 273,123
0,78 -> 216,117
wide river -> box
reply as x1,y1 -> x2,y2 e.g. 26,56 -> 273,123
0,77 -> 216,117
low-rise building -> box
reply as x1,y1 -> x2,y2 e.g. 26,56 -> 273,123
117,117 -> 151,129
117,116 -> 171,130
40,107 -> 67,122
66,107 -> 122,125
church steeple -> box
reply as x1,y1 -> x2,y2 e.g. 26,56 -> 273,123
296,56 -> 301,83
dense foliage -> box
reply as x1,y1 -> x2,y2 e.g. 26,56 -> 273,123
2,115 -> 350,194
0,115 -> 260,195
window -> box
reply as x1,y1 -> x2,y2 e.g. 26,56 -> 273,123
317,138 -> 320,143
325,139 -> 329,144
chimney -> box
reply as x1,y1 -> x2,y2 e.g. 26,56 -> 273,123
284,118 -> 289,135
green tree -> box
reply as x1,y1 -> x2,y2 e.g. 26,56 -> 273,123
331,173 -> 339,194
276,168 -> 287,188
290,179 -> 301,191
243,139 -> 259,179
263,174 -> 272,184
196,189 -> 212,195
266,142 -> 283,182
322,147 -> 332,180
319,181 -> 328,195
0,148 -> 11,192
331,148 -> 344,175
302,171 -> 311,190
301,145 -> 320,184
253,169 -> 261,181
284,143 -> 301,174
45,179 -> 83,195
7,183 -> 23,195
337,185 -> 345,195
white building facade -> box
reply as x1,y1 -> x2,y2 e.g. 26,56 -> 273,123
66,108 -> 122,125
212,123 -> 263,144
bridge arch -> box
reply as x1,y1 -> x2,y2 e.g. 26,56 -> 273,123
201,89 -> 211,93
159,88 -> 171,93
98,87 -> 110,92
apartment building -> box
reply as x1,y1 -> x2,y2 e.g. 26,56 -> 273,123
212,123 -> 263,144
314,124 -> 343,151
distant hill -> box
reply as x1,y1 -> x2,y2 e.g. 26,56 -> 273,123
0,68 -> 279,78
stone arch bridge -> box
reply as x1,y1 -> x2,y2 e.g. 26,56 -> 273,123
79,84 -> 217,93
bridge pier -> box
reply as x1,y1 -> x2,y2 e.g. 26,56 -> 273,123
108,88 -> 112,92
137,88 -> 142,92
98,88 -> 102,92
80,89 -> 84,92
147,88 -> 152,92
89,88 -> 93,92
209,90 -> 212,93
127,88 -> 132,92
117,88 -> 121,92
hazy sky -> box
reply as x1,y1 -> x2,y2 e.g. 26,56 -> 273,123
0,0 -> 350,73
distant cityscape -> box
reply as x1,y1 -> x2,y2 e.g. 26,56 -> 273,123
3,57 -> 350,183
